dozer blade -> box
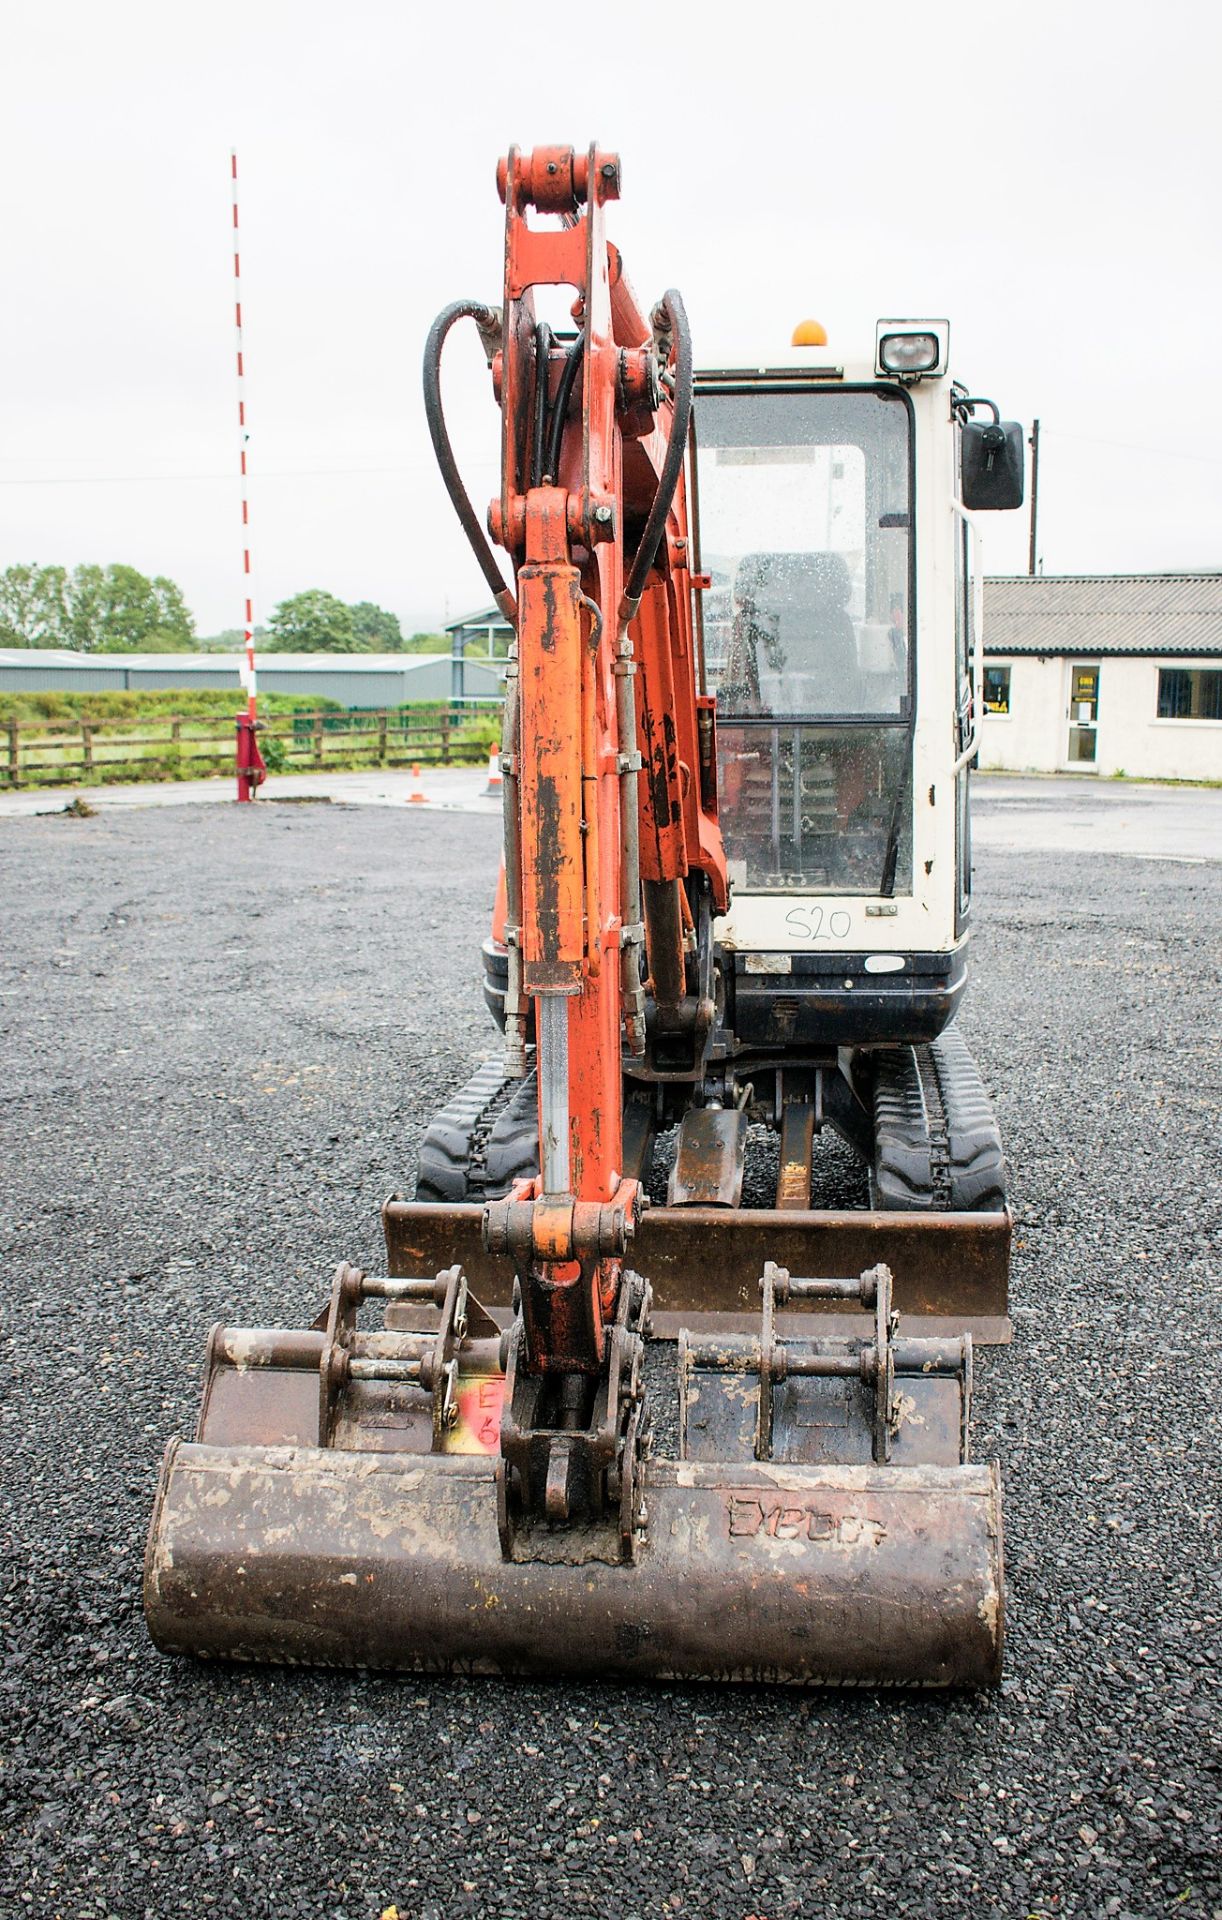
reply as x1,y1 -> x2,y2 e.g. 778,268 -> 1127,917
145,1258 -> 1004,1687
383,1198 -> 1013,1343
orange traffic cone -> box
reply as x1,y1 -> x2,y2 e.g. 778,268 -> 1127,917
409,764 -> 426,805
483,744 -> 503,798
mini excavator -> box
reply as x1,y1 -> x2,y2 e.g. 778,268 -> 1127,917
146,144 -> 1025,1686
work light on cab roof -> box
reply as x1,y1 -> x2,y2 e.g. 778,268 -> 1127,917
876,319 -> 950,378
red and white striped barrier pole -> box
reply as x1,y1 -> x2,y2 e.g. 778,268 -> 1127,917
231,150 -> 266,803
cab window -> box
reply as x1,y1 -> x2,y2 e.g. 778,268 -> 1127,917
695,385 -> 914,896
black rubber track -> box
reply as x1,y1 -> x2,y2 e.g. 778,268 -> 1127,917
870,1023 -> 1007,1212
414,1060 -> 539,1201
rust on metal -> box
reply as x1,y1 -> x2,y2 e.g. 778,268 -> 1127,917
146,140 -> 1013,1693
667,1106 -> 749,1206
776,1101 -> 815,1209
516,548 -> 584,993
146,1446 -> 1003,1687
383,1199 -> 1013,1337
149,1249 -> 1003,1682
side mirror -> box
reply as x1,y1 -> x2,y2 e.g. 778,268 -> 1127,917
960,400 -> 1025,511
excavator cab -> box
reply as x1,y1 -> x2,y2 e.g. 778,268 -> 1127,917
146,152 -> 1021,1688
701,367 -> 962,1023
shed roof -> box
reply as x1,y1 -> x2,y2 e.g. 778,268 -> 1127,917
983,573 -> 1222,658
0,649 -> 452,672
445,606 -> 514,635
0,648 -> 91,667
449,580 -> 1222,660
214,652 -> 452,672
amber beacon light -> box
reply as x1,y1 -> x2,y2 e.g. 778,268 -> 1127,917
791,318 -> 828,347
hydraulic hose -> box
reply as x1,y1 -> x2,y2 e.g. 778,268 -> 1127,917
621,288 -> 694,620
544,330 -> 585,483
577,592 -> 603,977
422,300 -> 516,624
530,322 -> 553,490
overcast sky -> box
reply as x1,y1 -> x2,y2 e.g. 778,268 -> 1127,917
2,0 -> 1219,638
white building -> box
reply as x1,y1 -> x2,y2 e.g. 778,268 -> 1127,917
980,573 -> 1222,780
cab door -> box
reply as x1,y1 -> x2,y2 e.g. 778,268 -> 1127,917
953,509 -> 975,935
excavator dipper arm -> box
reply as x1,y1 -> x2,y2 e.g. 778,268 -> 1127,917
448,144 -> 729,1540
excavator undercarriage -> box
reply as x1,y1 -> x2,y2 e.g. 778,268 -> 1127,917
146,142 -> 1018,1688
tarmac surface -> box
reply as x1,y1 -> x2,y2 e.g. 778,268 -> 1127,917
971,775 -> 1221,863
3,764 -> 1220,862
2,795 -> 1219,1920
0,763 -> 502,820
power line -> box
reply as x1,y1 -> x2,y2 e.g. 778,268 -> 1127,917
0,459 -> 495,487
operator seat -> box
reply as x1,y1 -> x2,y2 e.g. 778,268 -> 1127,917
724,550 -> 863,716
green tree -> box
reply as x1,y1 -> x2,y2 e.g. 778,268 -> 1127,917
0,564 -> 71,648
266,590 -> 359,652
90,563 -> 162,652
64,564 -> 106,652
147,575 -> 196,650
84,567 -> 196,651
350,600 -> 404,651
400,630 -> 447,654
0,562 -> 196,651
51,563 -> 195,653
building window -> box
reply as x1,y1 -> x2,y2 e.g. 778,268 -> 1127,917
983,664 -> 1011,715
1158,667 -> 1222,720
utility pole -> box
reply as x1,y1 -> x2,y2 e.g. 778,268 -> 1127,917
1027,417 -> 1040,576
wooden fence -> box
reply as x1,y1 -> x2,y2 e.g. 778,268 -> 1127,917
1,704 -> 500,789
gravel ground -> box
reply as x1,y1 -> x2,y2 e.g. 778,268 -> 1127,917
2,799 -> 1219,1920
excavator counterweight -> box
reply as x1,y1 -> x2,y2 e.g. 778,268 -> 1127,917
147,144 -> 1022,1687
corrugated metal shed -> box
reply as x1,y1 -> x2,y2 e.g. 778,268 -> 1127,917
0,650 -> 505,703
0,650 -> 187,692
983,574 -> 1222,658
